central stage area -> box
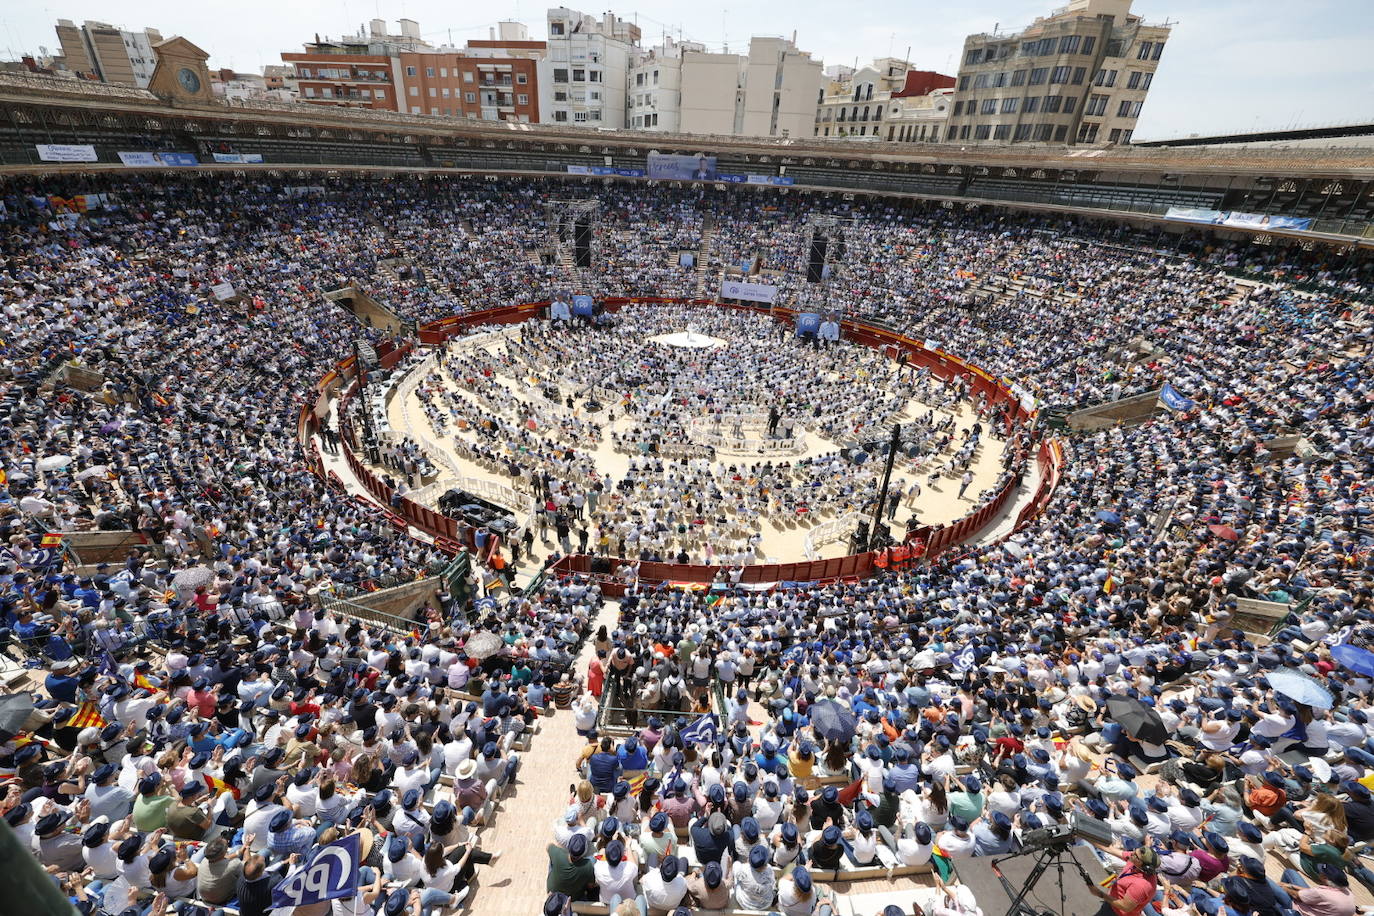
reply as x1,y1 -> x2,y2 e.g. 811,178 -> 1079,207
390,303 -> 1014,566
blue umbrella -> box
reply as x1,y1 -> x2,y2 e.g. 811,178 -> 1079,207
1265,668 -> 1333,710
809,700 -> 858,742
1332,644 -> 1374,678
1096,510 -> 1121,525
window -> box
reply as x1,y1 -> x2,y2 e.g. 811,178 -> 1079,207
463,71 -> 474,83
590,91 -> 600,101
1121,128 -> 1133,142
553,110 -> 568,121
653,70 -> 659,84
550,21 -> 564,35
573,111 -> 588,122
994,71 -> 1009,88
1059,35 -> 1081,54
518,93 -> 528,105
1104,39 -> 1124,57
1014,123 -> 1032,141
875,106 -> 882,120
409,86 -> 418,97
1071,67 -> 1086,84
1029,67 -> 1049,85
1136,41 -> 1153,60
1042,95 -> 1061,113
1001,97 -> 1019,113
636,73 -> 645,86
974,74 -> 990,89
572,68 -> 585,81
1034,123 -> 1053,141
428,87 -> 436,97
994,124 -> 1011,139
1094,69 -> 1117,87
590,109 -> 601,121
1109,128 -> 1122,142
965,49 -> 982,65
958,76 -> 970,90
410,105 -> 420,113
441,88 -> 450,97
304,86 -> 316,98
981,98 -> 997,114
1081,36 -> 1096,55
1050,66 -> 1071,83
1023,96 -> 1040,113
405,66 -> 416,77
553,68 -> 568,82
375,88 -> 386,99
425,67 -> 435,77
1152,43 -> 1164,60
589,70 -> 601,82
838,108 -> 847,121
299,67 -> 312,78
1077,122 -> 1098,143
952,101 -> 963,116
1062,96 -> 1076,113
517,72 -> 528,84
464,91 -> 476,103
974,124 -> 991,139
554,91 -> 567,101
1011,69 -> 1027,86
440,68 -> 448,78
1054,124 -> 1068,142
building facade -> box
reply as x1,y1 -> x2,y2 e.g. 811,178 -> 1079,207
947,0 -> 1170,145
815,57 -> 913,138
679,36 -> 822,139
543,8 -> 639,128
55,19 -> 163,87
283,19 -> 543,123
885,86 -> 956,143
627,37 -> 701,133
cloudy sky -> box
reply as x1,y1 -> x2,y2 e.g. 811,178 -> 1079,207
3,0 -> 1370,139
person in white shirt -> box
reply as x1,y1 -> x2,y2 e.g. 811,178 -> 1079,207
593,839 -> 639,908
641,855 -> 689,914
383,835 -> 425,887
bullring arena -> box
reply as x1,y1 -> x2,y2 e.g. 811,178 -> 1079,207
0,72 -> 1371,916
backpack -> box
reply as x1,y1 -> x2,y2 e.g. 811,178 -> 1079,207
660,678 -> 683,710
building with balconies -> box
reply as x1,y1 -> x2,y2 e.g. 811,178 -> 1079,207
544,8 -> 639,129
947,0 -> 1171,146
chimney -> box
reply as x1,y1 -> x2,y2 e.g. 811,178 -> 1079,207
489,27 -> 496,40
371,19 -> 385,37
398,18 -> 420,40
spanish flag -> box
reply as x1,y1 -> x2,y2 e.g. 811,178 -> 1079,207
68,701 -> 107,730
151,393 -> 169,407
204,772 -> 241,800
133,671 -> 157,693
40,532 -> 64,548
1102,575 -> 1116,595
627,772 -> 648,795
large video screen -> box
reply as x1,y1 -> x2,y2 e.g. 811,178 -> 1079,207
647,152 -> 718,181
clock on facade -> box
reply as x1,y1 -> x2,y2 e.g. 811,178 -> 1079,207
177,68 -> 202,93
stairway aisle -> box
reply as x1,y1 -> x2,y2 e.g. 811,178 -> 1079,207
465,597 -> 621,914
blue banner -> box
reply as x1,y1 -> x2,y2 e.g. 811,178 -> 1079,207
271,833 -> 361,908
1159,383 -> 1194,412
118,151 -> 199,167
796,313 -> 822,336
572,294 -> 595,316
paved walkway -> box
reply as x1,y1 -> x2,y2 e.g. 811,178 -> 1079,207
464,597 -> 621,914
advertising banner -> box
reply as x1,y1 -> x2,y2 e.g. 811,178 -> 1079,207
572,294 -> 596,316
212,152 -> 265,163
647,152 -> 717,180
36,144 -> 97,162
720,278 -> 778,304
1165,206 -> 1312,232
1159,382 -> 1195,412
118,151 -> 200,166
796,312 -> 822,336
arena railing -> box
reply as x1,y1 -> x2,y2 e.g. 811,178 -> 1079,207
312,297 -> 1062,586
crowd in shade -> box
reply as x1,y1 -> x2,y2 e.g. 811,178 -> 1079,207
0,175 -> 1369,916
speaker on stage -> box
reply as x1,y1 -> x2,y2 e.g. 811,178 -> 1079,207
806,235 -> 828,283
573,219 -> 592,268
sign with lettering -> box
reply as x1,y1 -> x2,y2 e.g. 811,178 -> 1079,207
271,832 -> 361,907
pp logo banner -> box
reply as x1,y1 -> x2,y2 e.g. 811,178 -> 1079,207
272,832 -> 362,907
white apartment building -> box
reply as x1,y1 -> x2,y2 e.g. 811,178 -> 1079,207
55,19 -> 163,87
544,7 -> 640,128
627,37 -> 702,133
679,36 -> 822,139
815,57 -> 911,138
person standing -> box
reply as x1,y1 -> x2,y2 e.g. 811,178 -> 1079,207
1089,846 -> 1161,916
958,470 -> 974,499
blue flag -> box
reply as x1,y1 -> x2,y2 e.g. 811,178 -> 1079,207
1159,383 -> 1194,412
271,832 -> 362,908
953,644 -> 977,672
678,713 -> 719,746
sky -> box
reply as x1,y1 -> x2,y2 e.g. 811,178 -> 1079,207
2,0 -> 1371,140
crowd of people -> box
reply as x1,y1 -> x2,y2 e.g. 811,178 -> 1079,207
0,174 -> 1369,916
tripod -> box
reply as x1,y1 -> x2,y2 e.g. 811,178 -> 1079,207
990,842 -> 1099,916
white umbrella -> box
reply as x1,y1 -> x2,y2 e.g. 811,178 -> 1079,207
37,455 -> 72,471
171,566 -> 215,590
74,465 -> 109,481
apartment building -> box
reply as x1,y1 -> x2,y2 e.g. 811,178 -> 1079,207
55,19 -> 163,87
947,0 -> 1171,145
627,37 -> 703,133
544,8 -> 639,128
679,36 -> 822,139
283,19 -> 543,123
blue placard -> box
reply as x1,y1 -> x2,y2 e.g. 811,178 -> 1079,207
796,312 -> 822,336
271,833 -> 361,908
572,294 -> 595,316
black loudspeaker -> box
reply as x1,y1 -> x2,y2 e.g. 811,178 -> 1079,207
832,233 -> 846,261
806,235 -> 828,283
573,219 -> 592,268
